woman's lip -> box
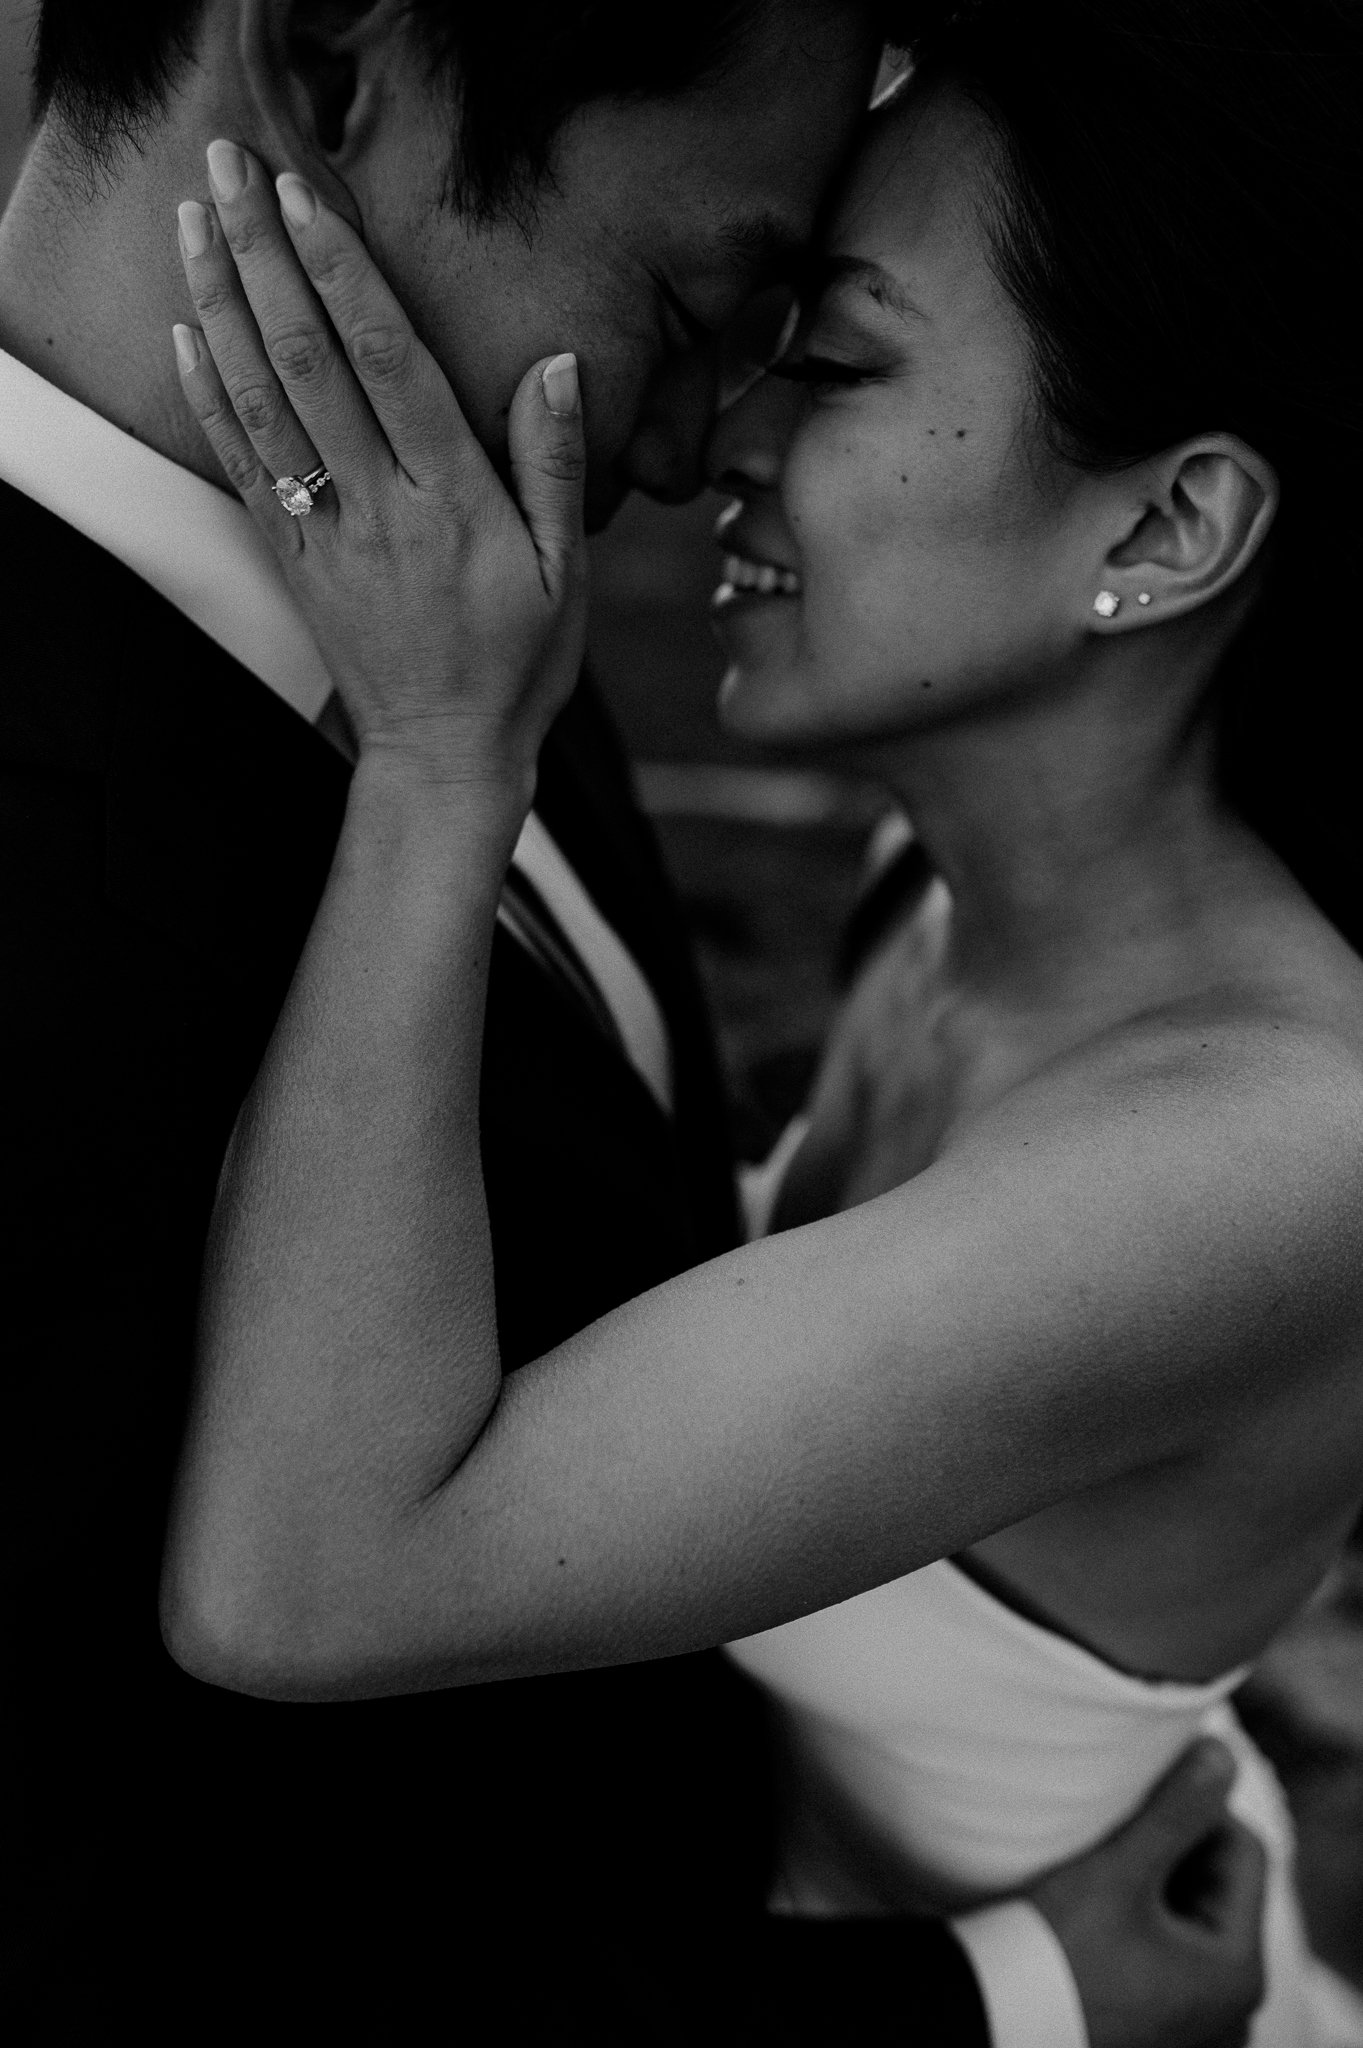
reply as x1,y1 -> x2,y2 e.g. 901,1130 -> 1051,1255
714,505 -> 801,589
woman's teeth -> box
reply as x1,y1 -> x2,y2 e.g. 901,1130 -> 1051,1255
719,554 -> 801,598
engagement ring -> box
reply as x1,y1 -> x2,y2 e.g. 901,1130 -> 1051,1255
273,466 -> 332,517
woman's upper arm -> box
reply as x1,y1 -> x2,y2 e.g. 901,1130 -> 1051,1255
330,1022 -> 1363,1694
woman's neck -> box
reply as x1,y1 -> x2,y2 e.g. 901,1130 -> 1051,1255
867,663 -> 1250,1020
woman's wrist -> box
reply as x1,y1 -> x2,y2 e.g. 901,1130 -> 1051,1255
345,738 -> 533,896
352,725 -> 534,827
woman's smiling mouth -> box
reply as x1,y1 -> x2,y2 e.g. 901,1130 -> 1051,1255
713,552 -> 803,608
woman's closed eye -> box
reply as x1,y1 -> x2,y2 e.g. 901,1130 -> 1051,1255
767,353 -> 877,393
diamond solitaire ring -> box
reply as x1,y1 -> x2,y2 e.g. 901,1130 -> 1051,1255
273,466 -> 332,517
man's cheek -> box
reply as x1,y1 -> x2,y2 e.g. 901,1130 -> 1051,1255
582,345 -> 655,449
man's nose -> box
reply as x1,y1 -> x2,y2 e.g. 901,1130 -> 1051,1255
703,370 -> 798,499
622,349 -> 722,506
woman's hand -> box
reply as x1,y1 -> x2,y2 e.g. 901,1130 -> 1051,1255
172,139 -> 587,796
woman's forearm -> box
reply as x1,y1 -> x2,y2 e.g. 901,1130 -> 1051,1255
165,750 -> 524,1692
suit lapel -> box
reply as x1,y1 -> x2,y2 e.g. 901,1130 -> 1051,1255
537,679 -> 740,1258
1,480 -> 349,998
1,480 -> 739,1261
104,637 -> 349,990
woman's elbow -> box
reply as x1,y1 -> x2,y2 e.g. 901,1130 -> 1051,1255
157,1517 -> 472,1700
158,1532 -> 342,1701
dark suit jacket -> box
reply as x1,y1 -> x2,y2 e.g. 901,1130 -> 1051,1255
2,480 -> 988,2044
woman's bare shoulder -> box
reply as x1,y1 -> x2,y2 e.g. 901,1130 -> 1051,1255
1016,967 -> 1363,1168
941,975 -> 1363,1345
1024,856 -> 1363,1134
1137,888 -> 1363,1127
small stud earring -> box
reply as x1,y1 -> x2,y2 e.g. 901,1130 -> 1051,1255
1093,590 -> 1121,619
1137,592 -> 1152,606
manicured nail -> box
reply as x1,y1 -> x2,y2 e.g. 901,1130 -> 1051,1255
177,200 -> 210,259
172,324 -> 202,376
206,139 -> 247,204
542,352 -> 579,418
276,173 -> 317,232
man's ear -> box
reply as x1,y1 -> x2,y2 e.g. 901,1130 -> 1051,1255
1087,436 -> 1279,630
238,0 -> 415,214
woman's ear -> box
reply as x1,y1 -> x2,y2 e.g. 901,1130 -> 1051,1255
238,0 -> 413,215
1090,436 -> 1279,629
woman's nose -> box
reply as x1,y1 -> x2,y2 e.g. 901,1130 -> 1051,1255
704,371 -> 798,498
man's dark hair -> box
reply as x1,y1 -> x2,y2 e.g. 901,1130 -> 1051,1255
32,2 -> 852,210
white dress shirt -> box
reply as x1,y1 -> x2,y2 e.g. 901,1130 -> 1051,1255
0,345 -> 1084,2048
953,1900 -> 1090,2048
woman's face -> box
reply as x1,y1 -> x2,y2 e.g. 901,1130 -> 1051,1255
707,80 -> 1095,748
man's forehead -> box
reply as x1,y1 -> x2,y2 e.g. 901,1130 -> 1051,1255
578,118 -> 843,269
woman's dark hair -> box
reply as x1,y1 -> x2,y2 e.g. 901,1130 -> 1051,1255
31,1 -> 833,211
901,0 -> 1363,952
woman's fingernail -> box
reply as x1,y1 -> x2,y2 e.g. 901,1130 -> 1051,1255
206,139 -> 247,204
177,200 -> 210,259
542,352 -> 579,418
172,324 -> 201,377
276,173 -> 317,232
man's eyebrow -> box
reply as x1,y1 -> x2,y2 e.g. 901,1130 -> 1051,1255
809,254 -> 926,322
713,210 -> 809,271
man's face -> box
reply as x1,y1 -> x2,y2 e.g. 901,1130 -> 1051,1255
353,7 -> 879,528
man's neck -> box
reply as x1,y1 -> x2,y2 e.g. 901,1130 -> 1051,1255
0,119 -> 227,485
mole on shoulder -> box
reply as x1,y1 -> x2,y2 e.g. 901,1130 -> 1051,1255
955,428 -> 967,439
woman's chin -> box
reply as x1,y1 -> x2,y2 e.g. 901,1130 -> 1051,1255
711,582 -> 801,660
717,660 -> 826,747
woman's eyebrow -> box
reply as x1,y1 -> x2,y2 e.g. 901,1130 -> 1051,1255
811,254 -> 926,322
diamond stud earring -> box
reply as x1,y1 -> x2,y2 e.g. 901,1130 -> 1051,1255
1093,590 -> 1121,619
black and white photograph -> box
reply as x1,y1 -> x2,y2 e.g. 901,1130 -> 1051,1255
4,3 -> 1363,2041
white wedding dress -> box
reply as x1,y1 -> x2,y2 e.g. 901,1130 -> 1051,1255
729,1126 -> 1363,2048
